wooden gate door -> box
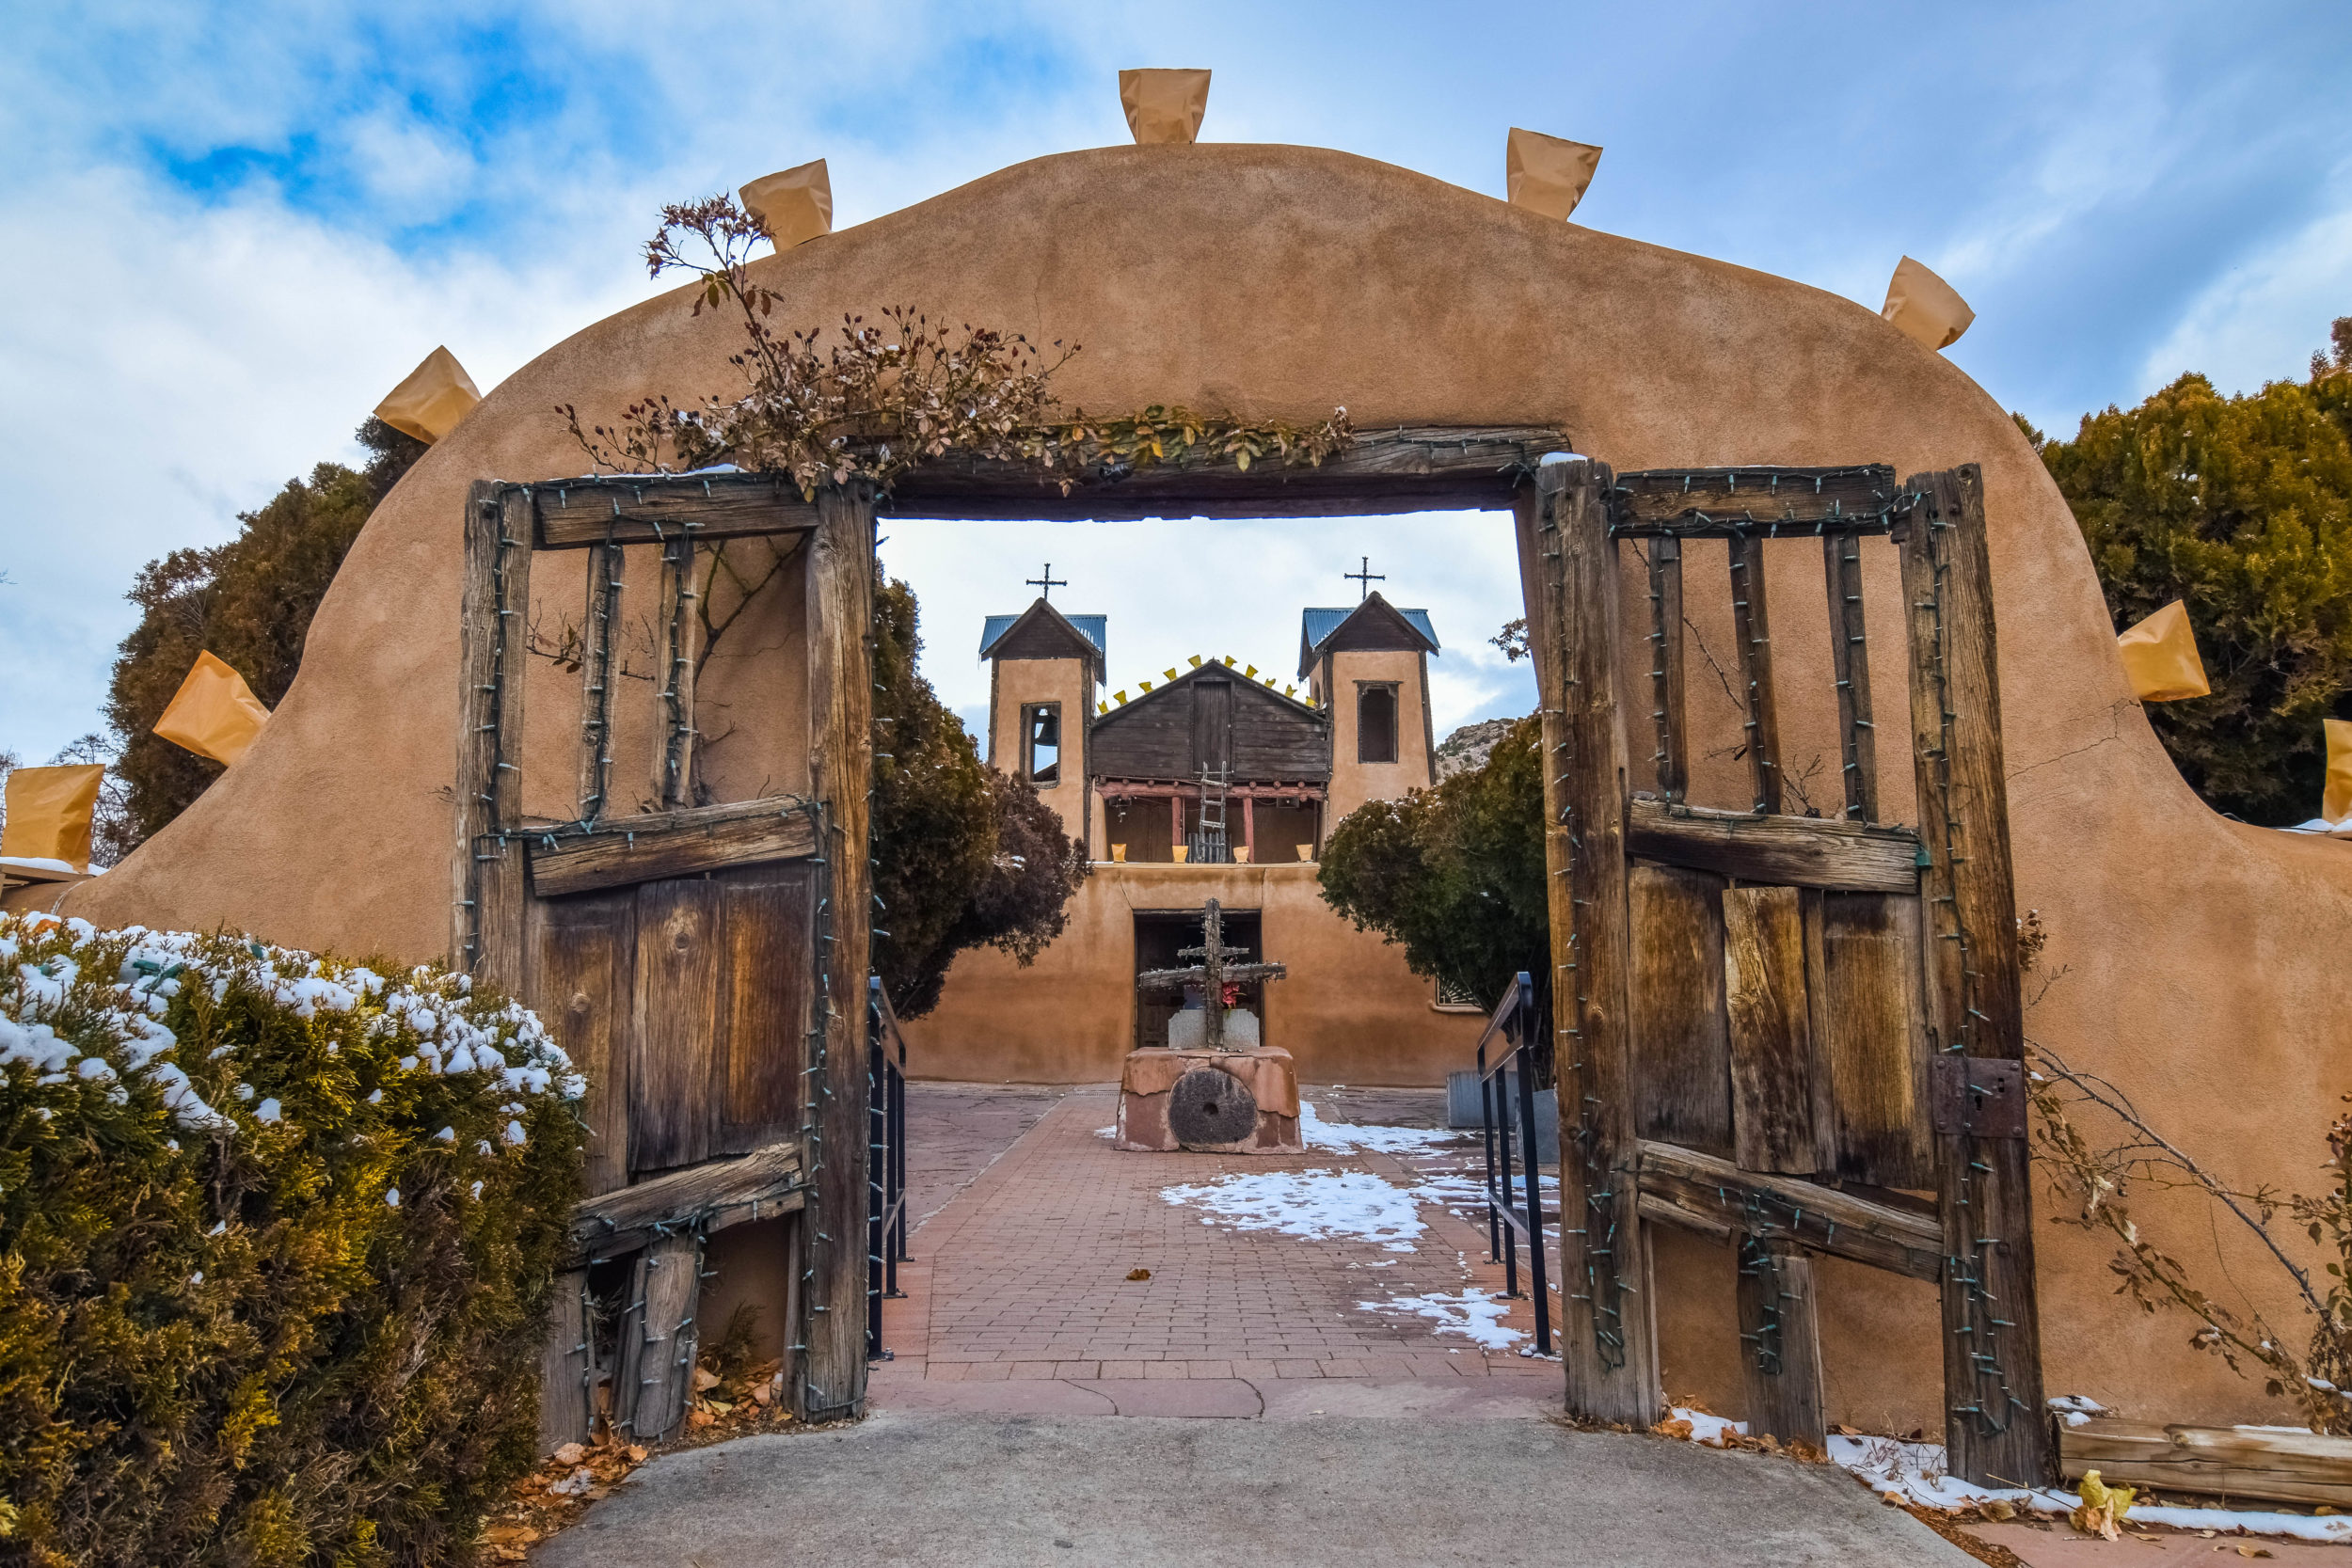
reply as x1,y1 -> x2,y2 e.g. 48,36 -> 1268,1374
1526,459 -> 2048,1488
451,476 -> 875,1434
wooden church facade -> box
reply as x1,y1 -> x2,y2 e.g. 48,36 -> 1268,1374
901,592 -> 1487,1085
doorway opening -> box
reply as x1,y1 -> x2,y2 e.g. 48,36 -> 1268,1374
1132,907 -> 1263,1051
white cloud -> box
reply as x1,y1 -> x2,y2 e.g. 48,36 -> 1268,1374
2137,186 -> 2352,399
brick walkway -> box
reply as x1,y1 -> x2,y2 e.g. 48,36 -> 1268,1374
870,1085 -> 1565,1419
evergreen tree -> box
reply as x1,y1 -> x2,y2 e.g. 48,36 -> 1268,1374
2031,316 -> 2352,824
869,574 -> 1089,1019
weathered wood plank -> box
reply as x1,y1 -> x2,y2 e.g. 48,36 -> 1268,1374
1824,531 -> 1881,822
564,1138 -> 806,1268
1635,1139 -> 1943,1282
452,484 -> 534,990
538,1268 -> 593,1453
1727,533 -> 1784,814
534,888 -> 637,1196
1900,465 -> 2047,1488
1723,886 -> 1820,1175
803,484 -> 876,1422
885,425 -> 1573,520
655,539 -> 701,809
1629,861 -> 1732,1157
576,540 -> 622,820
616,1231 -> 702,1443
1538,457 -> 1661,1427
534,478 -> 819,549
2060,1419 -> 2352,1509
1638,1191 -> 1733,1243
717,864 -> 814,1155
526,795 -> 820,898
1737,1234 -> 1827,1449
1816,894 -> 1933,1188
1646,538 -> 1689,800
1628,799 -> 1919,894
1609,466 -> 1904,536
628,879 -> 723,1174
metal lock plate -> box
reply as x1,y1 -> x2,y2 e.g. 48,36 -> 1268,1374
1929,1055 -> 2026,1139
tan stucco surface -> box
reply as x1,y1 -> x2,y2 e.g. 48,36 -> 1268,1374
903,863 -> 1484,1085
61,142 -> 2352,1431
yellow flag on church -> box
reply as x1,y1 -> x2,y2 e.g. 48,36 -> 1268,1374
153,651 -> 272,768
2116,600 -> 2209,702
2,764 -> 104,873
2325,719 -> 2352,825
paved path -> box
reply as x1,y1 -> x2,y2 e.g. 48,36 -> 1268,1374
870,1085 -> 1558,1418
541,1083 -> 1982,1565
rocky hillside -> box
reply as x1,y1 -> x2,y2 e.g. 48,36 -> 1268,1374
1434,716 -> 1521,781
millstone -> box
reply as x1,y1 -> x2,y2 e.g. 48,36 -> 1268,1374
1168,1067 -> 1258,1147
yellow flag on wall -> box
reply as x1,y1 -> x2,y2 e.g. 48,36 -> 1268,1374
2325,718 -> 2352,825
153,650 -> 272,767
2,764 -> 104,872
374,346 -> 482,445
2116,600 -> 2210,702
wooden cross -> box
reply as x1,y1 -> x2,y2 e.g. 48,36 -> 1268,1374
1345,556 -> 1385,601
1026,563 -> 1068,600
1135,898 -> 1287,1053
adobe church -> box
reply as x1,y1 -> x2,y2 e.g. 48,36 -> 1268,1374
900,584 -> 1489,1085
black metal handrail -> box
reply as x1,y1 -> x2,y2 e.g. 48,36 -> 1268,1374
866,975 -> 910,1361
1476,971 -> 1551,1355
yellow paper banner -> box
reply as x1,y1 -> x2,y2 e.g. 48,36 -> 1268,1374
2326,718 -> 2352,825
2,764 -> 104,873
1882,256 -> 1976,352
2116,600 -> 2210,702
374,346 -> 482,445
1119,69 -> 1211,145
1506,128 -> 1603,221
739,160 -> 834,249
154,650 -> 272,767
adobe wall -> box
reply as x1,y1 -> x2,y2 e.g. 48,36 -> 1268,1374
59,141 -> 2352,1431
900,862 -> 1486,1085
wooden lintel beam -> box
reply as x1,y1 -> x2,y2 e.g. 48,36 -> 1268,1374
526,795 -> 820,898
564,1139 -> 806,1269
1635,1138 -> 1944,1282
1610,466 -> 1904,536
885,425 -> 1572,520
1096,780 -> 1328,800
1628,798 -> 1919,894
529,478 -> 820,549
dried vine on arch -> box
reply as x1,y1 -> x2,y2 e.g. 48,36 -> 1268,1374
558,194 -> 1354,494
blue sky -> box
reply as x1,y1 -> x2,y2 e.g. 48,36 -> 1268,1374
4,0 -> 2348,762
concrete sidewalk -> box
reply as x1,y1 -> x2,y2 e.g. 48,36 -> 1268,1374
533,1410 -> 1977,1567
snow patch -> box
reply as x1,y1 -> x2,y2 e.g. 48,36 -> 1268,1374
1358,1288 -> 1526,1349
1162,1168 -> 1425,1247
1299,1101 -> 1456,1155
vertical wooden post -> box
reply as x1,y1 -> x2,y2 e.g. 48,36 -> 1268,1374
1645,536 -> 1688,800
616,1231 -> 704,1442
1242,792 -> 1256,861
1737,1233 -> 1827,1448
1536,459 -> 1661,1427
1169,794 -> 1184,858
801,484 -> 875,1422
538,1268 -> 593,1453
1727,533 -> 1783,815
1824,531 -> 1880,822
657,536 -> 703,810
1899,465 -> 2048,1488
577,539 -> 620,821
451,482 -> 533,991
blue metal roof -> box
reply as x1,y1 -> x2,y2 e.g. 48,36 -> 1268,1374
1299,604 -> 1439,655
978,607 -> 1107,664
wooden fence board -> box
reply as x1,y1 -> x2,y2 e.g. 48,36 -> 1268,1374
628,879 -> 723,1174
538,1269 -> 593,1453
2061,1419 -> 2352,1509
617,1231 -> 702,1442
1636,1140 -> 1943,1282
1629,862 -> 1732,1157
1610,466 -> 1903,535
526,795 -> 819,897
534,888 -> 637,1196
1816,893 -> 1932,1188
1823,531 -> 1880,822
718,864 -> 814,1154
1723,885 -> 1820,1175
1628,800 -> 1919,893
1728,534 -> 1784,814
1738,1235 -> 1827,1449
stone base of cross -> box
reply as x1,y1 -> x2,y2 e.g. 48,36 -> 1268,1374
1135,898 -> 1287,1053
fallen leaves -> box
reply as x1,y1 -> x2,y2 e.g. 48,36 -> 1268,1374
2069,1469 -> 2137,1541
1126,1268 -> 1152,1281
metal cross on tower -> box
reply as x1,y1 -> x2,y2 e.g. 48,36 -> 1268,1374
1026,563 -> 1068,600
1135,898 -> 1287,1052
1345,556 -> 1385,601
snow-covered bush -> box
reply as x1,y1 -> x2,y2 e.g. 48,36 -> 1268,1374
0,913 -> 586,1566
